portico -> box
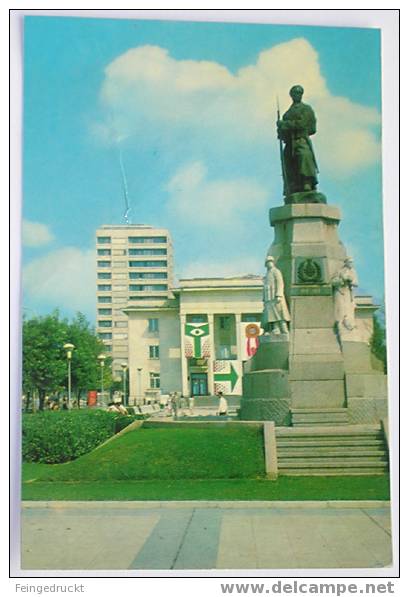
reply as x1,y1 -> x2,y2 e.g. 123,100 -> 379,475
124,276 -> 264,404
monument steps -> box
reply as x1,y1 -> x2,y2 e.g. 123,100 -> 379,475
290,408 -> 349,426
275,425 -> 389,475
277,436 -> 384,448
278,448 -> 387,459
278,468 -> 387,476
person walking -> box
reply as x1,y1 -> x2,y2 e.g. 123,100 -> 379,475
217,391 -> 228,416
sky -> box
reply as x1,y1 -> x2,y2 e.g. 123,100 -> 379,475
22,15 -> 384,322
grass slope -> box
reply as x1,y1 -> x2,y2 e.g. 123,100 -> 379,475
28,426 -> 266,482
21,425 -> 390,502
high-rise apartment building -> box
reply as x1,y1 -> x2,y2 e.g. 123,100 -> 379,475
96,225 -> 174,376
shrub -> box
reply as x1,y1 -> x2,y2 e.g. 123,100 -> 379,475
113,414 -> 143,433
22,409 -> 135,464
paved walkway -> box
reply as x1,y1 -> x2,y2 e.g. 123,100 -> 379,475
21,501 -> 392,572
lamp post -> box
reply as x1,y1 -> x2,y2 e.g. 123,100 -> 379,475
137,367 -> 142,406
121,362 -> 128,406
63,343 -> 75,408
97,354 -> 107,405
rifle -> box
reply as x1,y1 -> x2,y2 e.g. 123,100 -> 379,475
276,97 -> 289,197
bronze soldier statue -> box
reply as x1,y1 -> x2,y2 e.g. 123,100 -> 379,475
277,85 -> 320,197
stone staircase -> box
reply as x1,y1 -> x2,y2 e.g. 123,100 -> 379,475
275,425 -> 389,475
291,408 -> 349,427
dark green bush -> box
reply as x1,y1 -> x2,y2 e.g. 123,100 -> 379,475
113,414 -> 143,433
22,409 -> 134,464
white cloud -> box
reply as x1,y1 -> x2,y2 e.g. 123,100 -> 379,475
22,219 -> 54,247
166,161 -> 268,228
97,38 -> 381,176
23,248 -> 95,312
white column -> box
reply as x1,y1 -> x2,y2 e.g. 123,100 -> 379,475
208,313 -> 215,396
235,313 -> 243,363
179,314 -> 189,397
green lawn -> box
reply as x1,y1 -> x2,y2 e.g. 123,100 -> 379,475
22,473 -> 390,501
27,426 -> 266,482
21,426 -> 390,502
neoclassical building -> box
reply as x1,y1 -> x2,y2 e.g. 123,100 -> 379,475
123,275 -> 378,405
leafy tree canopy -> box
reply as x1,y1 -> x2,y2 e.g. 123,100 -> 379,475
22,311 -> 112,408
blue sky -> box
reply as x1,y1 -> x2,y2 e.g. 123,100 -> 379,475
22,16 -> 383,321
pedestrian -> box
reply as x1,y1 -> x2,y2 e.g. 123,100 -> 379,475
170,392 -> 178,419
117,402 -> 128,415
217,391 -> 228,416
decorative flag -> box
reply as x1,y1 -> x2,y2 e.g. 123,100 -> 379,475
240,322 -> 263,360
184,322 -> 210,358
213,360 -> 242,395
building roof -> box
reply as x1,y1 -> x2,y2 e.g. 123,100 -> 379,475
177,275 -> 263,290
97,224 -> 168,231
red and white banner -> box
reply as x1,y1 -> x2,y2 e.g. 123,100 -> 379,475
240,321 -> 263,360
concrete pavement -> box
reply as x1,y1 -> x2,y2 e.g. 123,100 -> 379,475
21,501 -> 392,572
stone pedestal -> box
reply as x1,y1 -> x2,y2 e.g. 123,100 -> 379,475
240,202 -> 388,424
241,336 -> 291,424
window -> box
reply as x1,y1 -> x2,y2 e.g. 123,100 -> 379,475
98,320 -> 112,327
113,333 -> 128,340
104,345 -> 112,352
112,249 -> 126,256
129,284 -> 167,292
219,316 -> 230,330
98,296 -> 112,303
148,318 -> 159,333
98,332 -> 112,340
128,236 -> 167,244
113,261 -> 126,268
98,284 -> 112,291
98,272 -> 111,280
114,321 -> 128,328
112,284 -> 127,291
242,314 -> 261,322
97,261 -> 111,268
97,249 -> 111,256
98,308 -> 112,316
129,272 -> 167,279
149,372 -> 160,389
149,345 -> 160,359
129,296 -> 164,301
129,260 -> 167,268
187,314 -> 207,323
97,236 -> 111,244
129,248 -> 167,256
112,296 -> 127,304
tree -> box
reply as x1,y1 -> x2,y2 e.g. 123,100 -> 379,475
22,311 -> 69,410
68,313 -> 112,404
22,311 -> 112,410
370,312 -> 387,373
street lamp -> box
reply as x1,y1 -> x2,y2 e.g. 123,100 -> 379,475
97,353 -> 107,405
121,362 -> 128,406
137,367 -> 142,406
63,343 -> 75,408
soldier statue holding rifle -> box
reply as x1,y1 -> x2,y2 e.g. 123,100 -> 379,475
277,85 -> 325,202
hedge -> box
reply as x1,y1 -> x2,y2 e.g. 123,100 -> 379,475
22,409 -> 137,464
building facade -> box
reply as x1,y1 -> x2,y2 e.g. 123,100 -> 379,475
123,275 -> 379,405
124,276 -> 266,404
96,225 -> 173,377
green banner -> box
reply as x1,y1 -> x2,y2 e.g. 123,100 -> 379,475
185,322 -> 210,358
